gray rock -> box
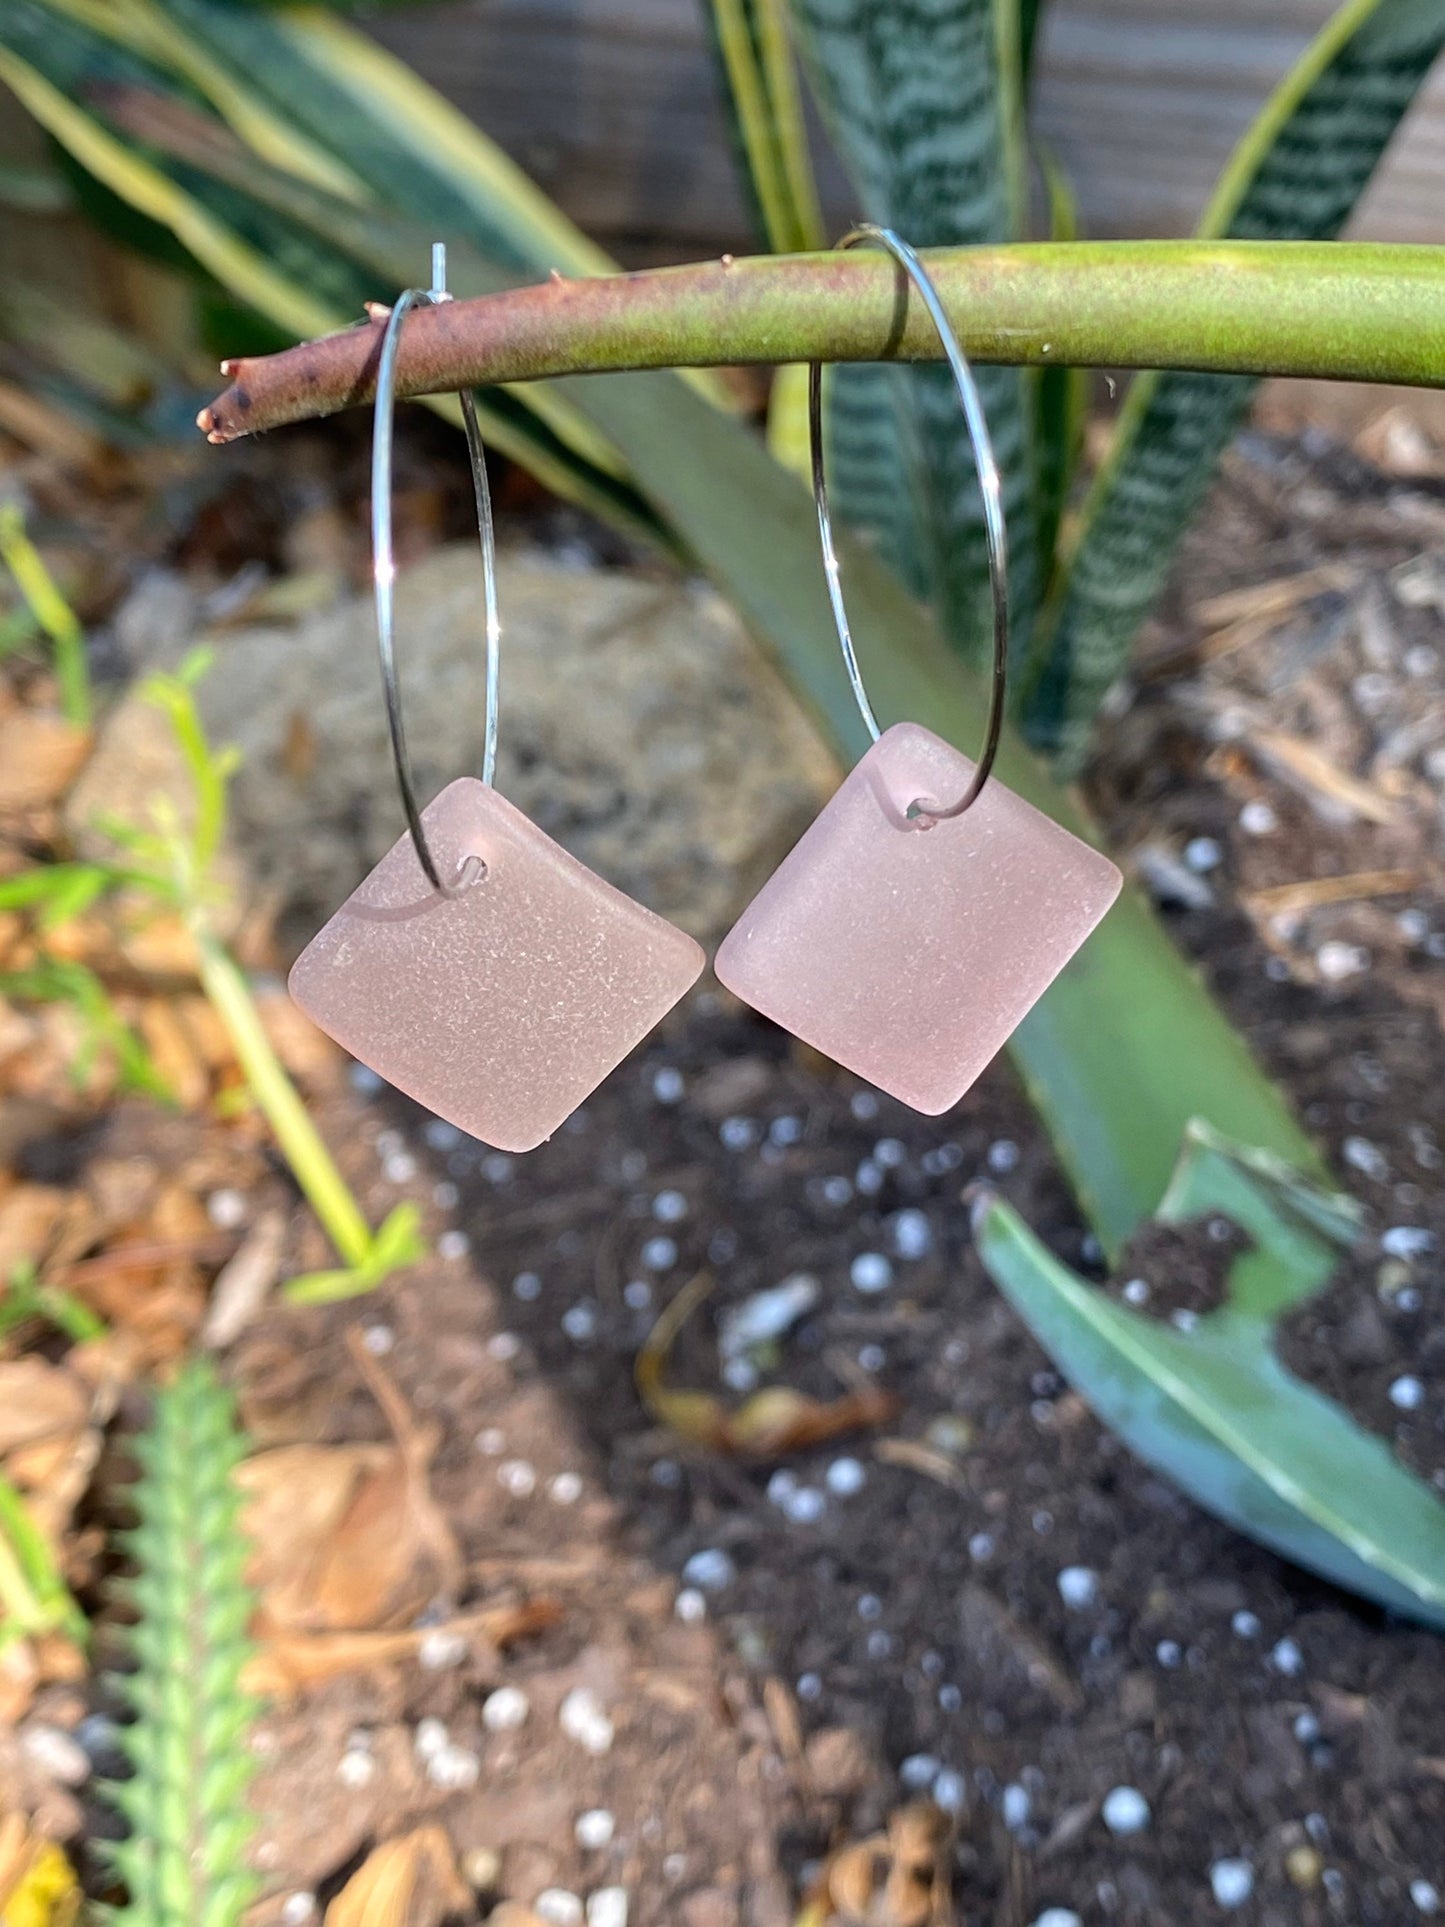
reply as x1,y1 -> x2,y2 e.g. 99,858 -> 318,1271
136,545 -> 835,946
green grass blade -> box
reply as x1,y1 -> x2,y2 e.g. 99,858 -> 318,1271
0,503 -> 91,724
0,1474 -> 86,1645
753,0 -> 829,249
1027,0 -> 1445,767
1025,145 -> 1086,613
0,1261 -> 107,1344
1,958 -> 172,1100
704,0 -> 827,253
790,0 -> 1039,668
197,937 -> 371,1271
975,1127 -> 1445,1624
1018,0 -> 1047,84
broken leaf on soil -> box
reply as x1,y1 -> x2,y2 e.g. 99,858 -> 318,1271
245,1598 -> 559,1700
803,1801 -> 954,1927
323,1827 -> 470,1927
638,1273 -> 896,1455
975,1119 -> 1445,1626
236,1336 -> 459,1633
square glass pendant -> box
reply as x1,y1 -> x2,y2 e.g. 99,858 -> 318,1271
715,722 -> 1122,1115
290,779 -> 704,1151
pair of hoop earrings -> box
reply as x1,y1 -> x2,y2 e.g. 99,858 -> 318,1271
290,234 -> 1121,1153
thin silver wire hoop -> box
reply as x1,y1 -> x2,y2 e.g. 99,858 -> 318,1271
809,224 -> 1009,820
372,243 -> 500,893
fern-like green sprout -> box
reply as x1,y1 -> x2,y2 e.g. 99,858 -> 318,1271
108,1360 -> 262,1927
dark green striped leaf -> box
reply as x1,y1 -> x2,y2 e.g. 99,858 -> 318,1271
1026,0 -> 1445,768
790,0 -> 1039,673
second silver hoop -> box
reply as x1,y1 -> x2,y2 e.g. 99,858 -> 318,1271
372,243 -> 500,893
808,224 -> 1009,819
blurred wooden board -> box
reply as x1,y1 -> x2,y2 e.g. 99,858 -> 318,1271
361,0 -> 1445,257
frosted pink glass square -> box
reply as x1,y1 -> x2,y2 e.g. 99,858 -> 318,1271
715,722 -> 1122,1114
289,779 -> 704,1152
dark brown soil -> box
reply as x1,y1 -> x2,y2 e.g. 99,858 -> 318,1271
345,956 -> 1441,1927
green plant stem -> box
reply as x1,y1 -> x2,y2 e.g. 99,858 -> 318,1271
0,1503 -> 45,1634
0,505 -> 91,723
0,1475 -> 83,1643
202,240 -> 1445,441
194,934 -> 371,1268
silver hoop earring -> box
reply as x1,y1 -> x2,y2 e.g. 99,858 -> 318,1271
716,226 -> 1121,1116
290,248 -> 703,1153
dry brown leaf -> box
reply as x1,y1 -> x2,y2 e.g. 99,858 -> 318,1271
1241,868 -> 1419,918
243,1600 -> 559,1700
1247,728 -> 1397,826
17,1411 -> 105,1552
137,999 -> 211,1110
69,1184 -> 212,1361
150,1180 -> 212,1250
1354,405 -> 1445,478
113,906 -> 203,982
237,1340 -> 460,1633
67,1327 -> 147,1392
873,1439 -> 970,1494
812,1804 -> 953,1927
1193,565 -> 1350,630
0,1629 -> 85,1727
0,1357 -> 110,1559
255,988 -> 338,1084
0,1184 -> 71,1282
238,1439 -> 398,1629
4,1001 -> 122,1107
201,1207 -> 286,1348
0,714 -> 92,811
0,1358 -> 89,1458
0,1637 -> 40,1725
726,1385 -> 897,1455
169,993 -> 234,1070
35,913 -> 116,971
0,914 -> 26,971
762,1675 -> 807,1791
637,1274 -> 897,1457
81,1156 -> 160,1229
0,994 -> 37,1065
323,1828 -> 469,1927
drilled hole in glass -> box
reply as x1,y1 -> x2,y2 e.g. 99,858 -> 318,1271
446,852 -> 488,895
